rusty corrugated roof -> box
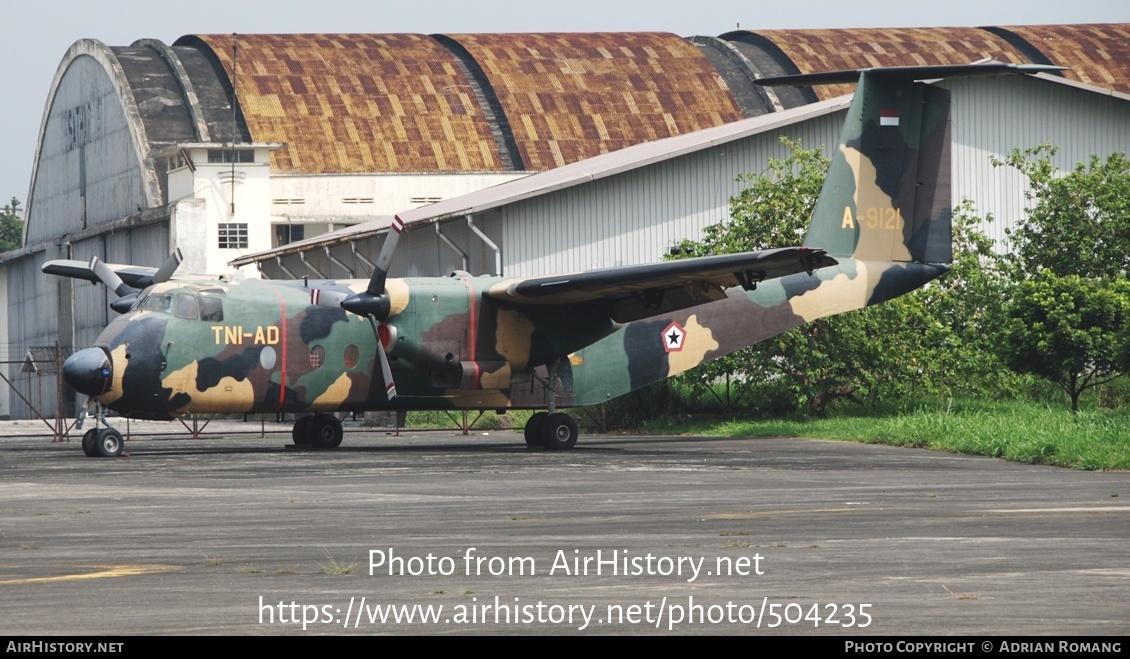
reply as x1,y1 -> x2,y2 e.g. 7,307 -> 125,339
1000,24 -> 1130,94
444,32 -> 742,170
190,34 -> 504,173
747,28 -> 1029,99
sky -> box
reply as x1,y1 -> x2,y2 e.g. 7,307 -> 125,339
2,0 -> 1127,208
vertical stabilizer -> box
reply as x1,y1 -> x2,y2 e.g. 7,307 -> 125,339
804,71 -> 952,263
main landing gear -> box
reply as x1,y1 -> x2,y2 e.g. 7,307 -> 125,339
291,413 -> 344,448
523,358 -> 580,450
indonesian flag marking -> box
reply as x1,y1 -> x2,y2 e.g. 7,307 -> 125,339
880,109 -> 899,127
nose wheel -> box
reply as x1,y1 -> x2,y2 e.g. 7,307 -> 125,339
76,403 -> 125,458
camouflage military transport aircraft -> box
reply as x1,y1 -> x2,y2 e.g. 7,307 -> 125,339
45,63 -> 1058,457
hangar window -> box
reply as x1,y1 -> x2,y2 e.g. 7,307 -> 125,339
218,223 -> 248,249
207,149 -> 254,164
275,224 -> 304,246
167,152 -> 188,171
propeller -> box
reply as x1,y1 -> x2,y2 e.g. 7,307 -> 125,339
337,215 -> 405,400
90,249 -> 185,314
341,215 -> 403,319
89,256 -> 140,314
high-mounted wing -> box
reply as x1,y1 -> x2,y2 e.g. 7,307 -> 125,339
487,247 -> 835,323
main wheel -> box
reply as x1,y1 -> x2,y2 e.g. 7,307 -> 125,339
292,416 -> 313,446
81,429 -> 99,457
306,414 -> 344,448
524,412 -> 548,447
95,428 -> 124,458
538,413 -> 578,450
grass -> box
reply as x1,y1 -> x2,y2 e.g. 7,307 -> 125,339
643,400 -> 1130,470
320,548 -> 355,575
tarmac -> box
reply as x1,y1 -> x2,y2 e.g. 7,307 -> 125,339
1,418 -> 1127,636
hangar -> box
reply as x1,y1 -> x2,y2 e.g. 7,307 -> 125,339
3,25 -> 1129,419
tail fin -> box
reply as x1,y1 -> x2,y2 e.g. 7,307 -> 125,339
761,64 -> 1061,264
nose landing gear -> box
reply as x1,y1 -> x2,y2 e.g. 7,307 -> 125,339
76,403 -> 125,458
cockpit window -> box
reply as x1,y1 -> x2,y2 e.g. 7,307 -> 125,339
199,295 -> 224,322
173,293 -> 198,320
141,293 -> 174,314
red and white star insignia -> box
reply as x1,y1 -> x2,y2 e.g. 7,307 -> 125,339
662,321 -> 686,353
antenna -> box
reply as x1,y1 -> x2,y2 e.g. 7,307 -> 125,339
230,32 -> 238,215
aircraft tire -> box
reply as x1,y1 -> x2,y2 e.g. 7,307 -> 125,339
539,413 -> 578,450
81,429 -> 100,457
95,428 -> 124,458
292,417 -> 313,446
307,414 -> 344,448
524,412 -> 548,447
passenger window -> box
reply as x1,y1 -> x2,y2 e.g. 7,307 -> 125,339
199,295 -> 224,322
174,294 -> 198,319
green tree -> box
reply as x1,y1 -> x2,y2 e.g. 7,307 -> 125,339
995,145 -> 1130,280
1001,274 -> 1130,412
0,197 -> 23,252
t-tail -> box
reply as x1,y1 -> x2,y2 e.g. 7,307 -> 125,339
561,63 -> 1064,407
802,69 -> 953,264
778,63 -> 1062,265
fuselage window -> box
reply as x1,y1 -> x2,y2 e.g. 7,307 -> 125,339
173,294 -> 198,320
344,344 -> 360,369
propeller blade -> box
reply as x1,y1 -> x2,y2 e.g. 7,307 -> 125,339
88,256 -> 136,299
376,342 -> 397,400
148,248 -> 184,285
368,215 -> 405,296
309,287 -> 349,308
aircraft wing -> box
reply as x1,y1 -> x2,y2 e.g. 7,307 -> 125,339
487,247 -> 835,323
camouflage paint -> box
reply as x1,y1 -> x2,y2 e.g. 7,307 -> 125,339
57,70 -> 957,420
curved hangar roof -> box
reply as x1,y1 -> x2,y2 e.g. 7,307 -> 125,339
719,24 -> 1130,100
176,32 -> 742,174
177,25 -> 1130,175
27,25 -> 1130,224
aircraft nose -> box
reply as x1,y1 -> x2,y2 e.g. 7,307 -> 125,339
62,347 -> 113,398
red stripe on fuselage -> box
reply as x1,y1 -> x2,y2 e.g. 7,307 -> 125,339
460,275 -> 479,388
268,288 -> 289,411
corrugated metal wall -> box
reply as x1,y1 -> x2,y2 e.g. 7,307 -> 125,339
944,76 -> 1130,247
500,112 -> 846,276
6,252 -> 61,419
